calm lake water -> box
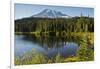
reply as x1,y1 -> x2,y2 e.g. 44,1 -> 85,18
15,35 -> 78,58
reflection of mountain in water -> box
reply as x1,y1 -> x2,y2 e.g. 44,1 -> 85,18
15,35 -> 79,58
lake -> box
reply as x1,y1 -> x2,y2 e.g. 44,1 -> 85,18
14,35 -> 78,58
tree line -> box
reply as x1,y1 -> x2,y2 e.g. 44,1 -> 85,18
15,16 -> 94,34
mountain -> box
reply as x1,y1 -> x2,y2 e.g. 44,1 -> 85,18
32,9 -> 70,18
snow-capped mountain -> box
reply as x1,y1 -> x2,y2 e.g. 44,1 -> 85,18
32,9 -> 70,18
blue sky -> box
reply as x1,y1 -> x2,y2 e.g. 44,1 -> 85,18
15,3 -> 94,19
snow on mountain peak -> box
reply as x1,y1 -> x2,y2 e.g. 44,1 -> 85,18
32,9 -> 70,18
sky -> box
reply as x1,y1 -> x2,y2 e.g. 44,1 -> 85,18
15,3 -> 94,20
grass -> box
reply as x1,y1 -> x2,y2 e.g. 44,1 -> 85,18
64,56 -> 79,62
15,49 -> 63,65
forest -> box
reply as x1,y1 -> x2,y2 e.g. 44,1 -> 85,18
15,16 -> 94,37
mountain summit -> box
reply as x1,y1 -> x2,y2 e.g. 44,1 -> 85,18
32,9 -> 70,18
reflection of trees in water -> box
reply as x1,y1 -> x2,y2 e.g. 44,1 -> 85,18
22,34 -> 80,50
